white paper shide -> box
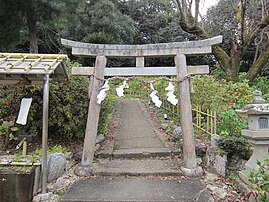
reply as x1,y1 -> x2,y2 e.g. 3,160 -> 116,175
165,82 -> 178,106
97,80 -> 110,104
116,80 -> 129,97
150,83 -> 162,108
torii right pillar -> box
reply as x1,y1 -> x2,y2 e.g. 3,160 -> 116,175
175,54 -> 203,176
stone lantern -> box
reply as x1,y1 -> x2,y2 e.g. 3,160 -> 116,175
236,90 -> 269,170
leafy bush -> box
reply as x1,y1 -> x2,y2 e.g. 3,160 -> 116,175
0,121 -> 18,149
217,136 -> 251,159
191,76 -> 253,137
252,76 -> 269,95
15,145 -> 68,163
0,60 -> 116,141
249,158 -> 269,202
99,94 -> 116,134
217,109 -> 248,137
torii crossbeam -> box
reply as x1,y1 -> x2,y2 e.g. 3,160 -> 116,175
61,36 -> 223,176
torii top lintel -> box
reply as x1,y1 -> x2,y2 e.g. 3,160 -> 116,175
61,36 -> 223,57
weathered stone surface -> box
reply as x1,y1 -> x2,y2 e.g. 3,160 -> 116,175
204,171 -> 219,182
196,142 -> 207,157
47,153 -> 66,182
172,126 -> 182,140
61,178 -> 213,202
205,147 -> 227,176
33,192 -> 60,202
92,158 -> 182,176
95,144 -> 100,153
51,177 -> 72,191
98,139 -> 114,158
61,36 -> 223,57
32,193 -> 50,202
227,156 -> 247,173
207,184 -> 228,199
74,164 -> 94,176
96,134 -> 105,144
211,134 -> 220,147
113,148 -> 172,158
73,151 -> 82,161
73,144 -> 100,161
181,166 -> 203,177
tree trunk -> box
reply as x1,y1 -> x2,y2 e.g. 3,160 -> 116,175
26,0 -> 38,53
245,44 -> 269,82
226,55 -> 241,82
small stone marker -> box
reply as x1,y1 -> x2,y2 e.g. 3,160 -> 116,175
47,153 -> 66,182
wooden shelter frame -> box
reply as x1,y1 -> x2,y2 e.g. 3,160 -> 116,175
61,36 -> 223,175
0,53 -> 68,193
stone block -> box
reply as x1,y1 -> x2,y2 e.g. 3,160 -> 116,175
195,142 -> 207,157
47,153 -> 66,182
96,134 -> 105,144
205,147 -> 227,176
172,126 -> 182,140
211,134 -> 220,148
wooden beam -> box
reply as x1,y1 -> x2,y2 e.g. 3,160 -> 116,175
72,66 -> 209,76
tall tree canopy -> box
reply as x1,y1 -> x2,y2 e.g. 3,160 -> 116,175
121,0 -> 188,44
0,0 -> 81,53
173,0 -> 269,82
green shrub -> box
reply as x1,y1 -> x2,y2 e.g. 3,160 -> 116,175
217,136 -> 251,159
0,60 -> 116,140
218,109 -> 248,137
191,76 -> 253,137
249,158 -> 269,202
0,120 -> 18,149
99,93 -> 116,134
252,76 -> 269,95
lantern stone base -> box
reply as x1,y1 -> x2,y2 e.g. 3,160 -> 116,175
242,130 -> 269,171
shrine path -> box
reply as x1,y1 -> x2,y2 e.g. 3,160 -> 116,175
61,99 -> 212,202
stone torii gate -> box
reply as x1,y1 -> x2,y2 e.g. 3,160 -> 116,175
61,36 -> 223,176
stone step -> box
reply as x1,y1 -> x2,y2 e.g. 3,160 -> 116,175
112,147 -> 181,158
60,177 -> 212,202
92,158 -> 183,176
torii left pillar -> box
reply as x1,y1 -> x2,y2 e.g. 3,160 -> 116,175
75,56 -> 107,175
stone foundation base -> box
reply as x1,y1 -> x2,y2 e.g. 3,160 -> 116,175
181,166 -> 204,177
74,164 -> 94,176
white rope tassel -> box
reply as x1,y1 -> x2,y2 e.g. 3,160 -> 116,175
150,83 -> 162,108
116,80 -> 129,97
165,82 -> 178,106
97,80 -> 110,104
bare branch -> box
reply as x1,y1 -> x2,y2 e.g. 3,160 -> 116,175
245,43 -> 269,82
194,0 -> 200,25
244,13 -> 269,54
240,0 -> 247,47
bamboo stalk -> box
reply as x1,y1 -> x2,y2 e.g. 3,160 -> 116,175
214,111 -> 217,134
210,110 -> 213,134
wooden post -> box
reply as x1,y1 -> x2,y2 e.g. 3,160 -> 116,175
175,54 -> 197,169
81,56 -> 107,166
41,74 -> 49,193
